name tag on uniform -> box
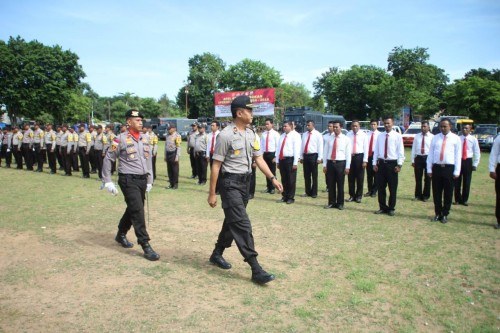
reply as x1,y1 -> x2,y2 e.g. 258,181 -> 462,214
126,147 -> 136,154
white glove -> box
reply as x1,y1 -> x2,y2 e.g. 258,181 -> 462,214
146,184 -> 153,193
32,147 -> 35,151
6,149 -> 10,152
104,182 -> 118,196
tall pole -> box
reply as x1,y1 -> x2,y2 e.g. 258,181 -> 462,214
184,84 -> 189,118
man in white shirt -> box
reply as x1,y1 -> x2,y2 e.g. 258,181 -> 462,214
488,135 -> 500,229
260,118 -> 280,194
454,124 -> 480,206
364,120 -> 380,198
427,118 -> 462,223
411,121 -> 434,202
276,121 -> 301,204
373,116 -> 405,216
300,120 -> 323,198
323,121 -> 351,210
206,121 -> 220,168
346,120 -> 368,203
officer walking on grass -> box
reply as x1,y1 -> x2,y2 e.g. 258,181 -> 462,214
102,109 -> 159,261
207,95 -> 283,285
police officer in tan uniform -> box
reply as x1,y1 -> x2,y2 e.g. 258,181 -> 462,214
55,126 -> 64,171
164,123 -> 182,189
78,124 -> 92,178
194,123 -> 208,185
61,125 -> 72,176
187,123 -> 198,179
21,124 -> 34,170
94,125 -> 107,180
33,123 -> 45,172
12,127 -> 23,169
207,95 -> 283,285
102,109 -> 159,261
1,127 -> 12,168
44,124 -> 57,174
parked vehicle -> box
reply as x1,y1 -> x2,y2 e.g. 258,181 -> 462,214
156,118 -> 196,140
473,124 -> 499,151
402,123 -> 422,147
431,116 -> 474,135
283,107 -> 346,133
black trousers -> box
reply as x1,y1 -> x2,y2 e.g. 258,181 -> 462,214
62,147 -> 72,175
215,173 -> 258,260
88,146 -> 97,173
166,151 -> 179,187
71,148 -> 79,171
22,143 -> 34,170
303,153 -> 319,196
454,158 -> 473,204
195,152 -> 208,183
250,166 -> 257,195
95,149 -> 103,179
263,152 -> 276,191
152,154 -> 157,180
432,164 -> 454,216
348,154 -> 365,199
118,174 -> 150,244
34,143 -> 44,171
327,160 -> 346,206
13,146 -> 23,169
189,148 -> 197,177
1,144 -> 12,166
46,144 -> 56,173
79,147 -> 90,176
279,157 -> 297,200
56,145 -> 64,169
376,160 -> 399,211
366,156 -> 377,195
496,163 -> 500,224
414,155 -> 431,199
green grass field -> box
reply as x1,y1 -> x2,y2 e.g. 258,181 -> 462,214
0,141 -> 498,332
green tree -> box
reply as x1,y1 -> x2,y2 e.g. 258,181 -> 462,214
140,97 -> 161,119
222,59 -> 282,92
110,100 -> 129,123
444,68 -> 500,124
65,92 -> 92,124
387,46 -> 449,118
0,36 -> 86,124
280,82 -> 312,108
177,52 -> 226,119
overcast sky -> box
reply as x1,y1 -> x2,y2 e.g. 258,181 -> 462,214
1,0 -> 499,100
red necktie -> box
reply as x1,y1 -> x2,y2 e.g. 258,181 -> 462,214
421,134 -> 425,155
384,134 -> 388,159
353,133 -> 357,154
462,137 -> 467,160
439,135 -> 447,161
265,131 -> 270,152
279,135 -> 287,160
304,131 -> 311,154
330,135 -> 337,160
369,133 -> 374,157
210,133 -> 215,154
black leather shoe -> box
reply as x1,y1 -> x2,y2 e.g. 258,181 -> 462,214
261,189 -> 270,193
462,202 -> 468,206
423,197 -> 429,202
286,199 -> 295,204
441,216 -> 448,224
115,233 -> 134,248
337,205 -> 344,210
363,192 -> 371,197
355,198 -> 361,203
494,224 -> 500,229
324,204 -> 336,209
141,243 -> 160,261
374,210 -> 386,214
209,253 -> 232,269
252,270 -> 275,285
387,210 -> 395,216
432,215 -> 441,222
346,197 -> 355,202
248,194 -> 254,200
269,189 -> 275,194
277,198 -> 286,203
370,193 -> 377,197
453,202 -> 459,205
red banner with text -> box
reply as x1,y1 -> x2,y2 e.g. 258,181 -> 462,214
214,88 -> 275,118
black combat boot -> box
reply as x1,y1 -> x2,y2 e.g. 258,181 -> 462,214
247,256 -> 275,285
209,246 -> 232,269
115,232 -> 133,248
141,242 -> 160,261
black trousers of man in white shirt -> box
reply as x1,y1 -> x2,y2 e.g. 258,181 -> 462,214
414,155 -> 431,200
327,160 -> 346,206
348,153 -> 364,200
303,153 -> 318,197
454,158 -> 473,204
432,164 -> 454,217
366,155 -> 377,196
279,157 -> 296,201
263,152 -> 276,192
376,160 -> 399,212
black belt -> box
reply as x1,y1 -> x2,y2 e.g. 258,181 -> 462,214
280,156 -> 293,160
222,172 -> 251,182
303,153 -> 318,156
166,150 -> 177,154
352,153 -> 363,156
195,151 -> 206,156
328,159 -> 345,164
119,173 -> 148,180
433,164 -> 454,168
378,159 -> 397,163
416,155 -> 427,157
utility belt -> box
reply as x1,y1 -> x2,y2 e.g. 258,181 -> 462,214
433,164 -> 454,168
166,150 -> 177,155
118,173 -> 148,180
222,172 -> 251,183
195,151 -> 206,157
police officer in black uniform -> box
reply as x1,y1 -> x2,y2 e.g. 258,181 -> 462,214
207,95 -> 283,285
102,109 -> 159,261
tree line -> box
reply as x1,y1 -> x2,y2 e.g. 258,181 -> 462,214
1,36 -> 498,126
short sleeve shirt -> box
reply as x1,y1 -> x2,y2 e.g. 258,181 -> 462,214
213,123 -> 262,174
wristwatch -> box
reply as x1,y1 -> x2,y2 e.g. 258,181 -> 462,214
269,176 -> 276,181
